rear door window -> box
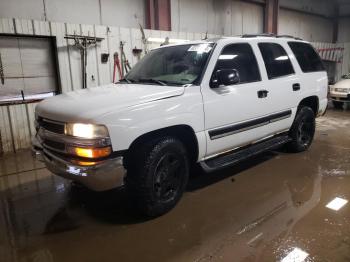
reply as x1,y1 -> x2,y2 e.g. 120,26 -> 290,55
213,43 -> 261,85
258,43 -> 295,79
288,42 -> 325,73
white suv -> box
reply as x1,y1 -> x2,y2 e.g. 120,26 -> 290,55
33,35 -> 328,216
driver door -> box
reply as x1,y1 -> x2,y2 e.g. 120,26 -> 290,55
201,42 -> 273,156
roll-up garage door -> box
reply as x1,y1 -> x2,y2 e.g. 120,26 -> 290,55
0,36 -> 58,104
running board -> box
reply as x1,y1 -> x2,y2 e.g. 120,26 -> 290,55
201,135 -> 291,172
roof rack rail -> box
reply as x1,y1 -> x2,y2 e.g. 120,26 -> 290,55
276,35 -> 303,40
241,33 -> 276,38
241,33 -> 303,40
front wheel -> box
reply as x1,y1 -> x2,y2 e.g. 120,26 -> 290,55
125,137 -> 189,217
287,106 -> 316,153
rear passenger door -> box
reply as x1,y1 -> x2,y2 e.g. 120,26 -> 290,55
257,42 -> 300,135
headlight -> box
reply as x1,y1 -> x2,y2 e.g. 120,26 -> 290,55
65,123 -> 109,138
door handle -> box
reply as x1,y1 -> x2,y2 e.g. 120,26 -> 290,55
257,89 -> 269,98
293,83 -> 300,91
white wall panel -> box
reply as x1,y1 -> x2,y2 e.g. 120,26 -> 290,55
0,0 -> 44,21
45,0 -> 101,25
171,0 -> 263,36
336,43 -> 350,79
50,22 -> 72,93
0,18 -> 15,34
279,9 -> 333,42
279,0 -> 335,17
81,24 -> 99,88
338,18 -> 350,43
241,2 -> 263,35
95,25 -> 112,85
0,0 -> 145,28
66,23 -> 83,91
101,0 -> 145,28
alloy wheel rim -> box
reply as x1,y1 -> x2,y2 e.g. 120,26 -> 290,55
297,117 -> 313,147
154,153 -> 184,203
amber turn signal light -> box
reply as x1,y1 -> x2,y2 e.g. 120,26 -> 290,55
68,146 -> 112,159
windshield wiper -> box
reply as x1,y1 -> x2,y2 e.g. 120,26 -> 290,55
118,78 -> 132,84
138,78 -> 167,86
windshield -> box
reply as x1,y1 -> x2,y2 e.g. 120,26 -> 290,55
124,43 -> 214,86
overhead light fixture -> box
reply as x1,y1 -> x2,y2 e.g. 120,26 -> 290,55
326,197 -> 348,211
281,247 -> 309,262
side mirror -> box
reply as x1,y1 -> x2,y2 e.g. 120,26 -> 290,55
211,69 -> 240,88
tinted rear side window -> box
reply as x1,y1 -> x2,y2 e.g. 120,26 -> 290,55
214,43 -> 261,84
288,42 -> 325,73
258,43 -> 295,79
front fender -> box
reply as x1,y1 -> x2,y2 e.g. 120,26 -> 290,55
95,87 -> 205,153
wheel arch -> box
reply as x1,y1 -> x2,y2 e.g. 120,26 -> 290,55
124,125 -> 199,168
297,96 -> 319,116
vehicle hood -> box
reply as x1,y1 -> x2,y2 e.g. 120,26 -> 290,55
36,83 -> 185,123
333,79 -> 350,89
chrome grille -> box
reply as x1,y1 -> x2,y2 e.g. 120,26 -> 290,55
38,117 -> 65,134
43,139 -> 66,152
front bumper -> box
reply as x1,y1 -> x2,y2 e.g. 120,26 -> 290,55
330,92 -> 350,102
32,136 -> 126,191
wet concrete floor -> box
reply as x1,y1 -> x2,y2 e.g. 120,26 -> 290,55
0,108 -> 350,262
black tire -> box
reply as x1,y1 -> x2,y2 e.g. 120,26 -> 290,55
287,106 -> 316,153
125,137 -> 189,217
332,100 -> 344,109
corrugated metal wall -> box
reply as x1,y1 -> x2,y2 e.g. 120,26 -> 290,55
279,9 -> 333,42
171,0 -> 264,35
0,17 -> 220,154
0,17 -> 349,155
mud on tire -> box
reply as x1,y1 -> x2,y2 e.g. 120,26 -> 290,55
125,137 -> 189,217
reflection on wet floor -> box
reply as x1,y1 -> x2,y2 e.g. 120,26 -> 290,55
0,108 -> 350,262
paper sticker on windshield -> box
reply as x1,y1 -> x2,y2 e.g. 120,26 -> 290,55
187,44 -> 212,53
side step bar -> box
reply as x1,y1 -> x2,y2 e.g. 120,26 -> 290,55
201,134 -> 291,172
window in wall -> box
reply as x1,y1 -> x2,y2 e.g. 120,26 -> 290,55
213,43 -> 261,85
288,42 -> 325,73
258,43 -> 295,79
0,35 -> 59,105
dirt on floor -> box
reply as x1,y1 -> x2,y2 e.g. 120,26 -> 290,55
0,108 -> 350,262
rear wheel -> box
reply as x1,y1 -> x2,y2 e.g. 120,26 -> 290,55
332,100 -> 344,109
126,137 -> 189,217
287,106 -> 315,152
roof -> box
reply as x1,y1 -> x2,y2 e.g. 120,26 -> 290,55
154,34 -> 307,50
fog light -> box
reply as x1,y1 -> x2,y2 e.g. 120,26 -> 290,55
72,160 -> 98,166
68,146 -> 111,158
